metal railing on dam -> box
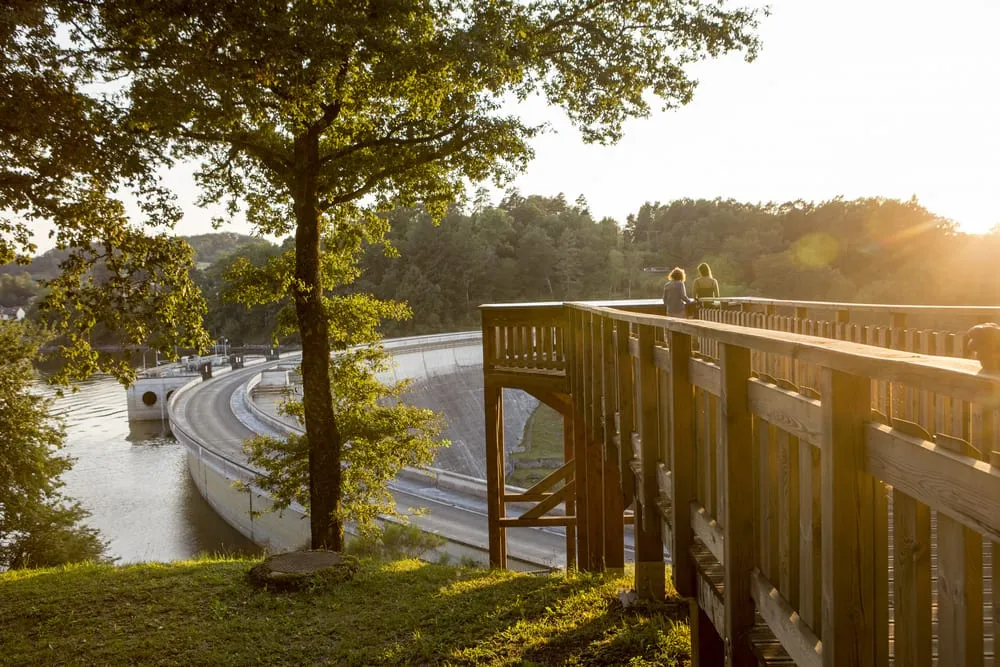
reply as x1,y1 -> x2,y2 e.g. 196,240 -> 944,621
480,298 -> 999,666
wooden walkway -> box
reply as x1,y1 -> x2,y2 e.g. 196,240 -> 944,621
482,298 -> 1000,667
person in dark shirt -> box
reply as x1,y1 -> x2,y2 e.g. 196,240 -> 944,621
663,267 -> 695,317
693,263 -> 720,300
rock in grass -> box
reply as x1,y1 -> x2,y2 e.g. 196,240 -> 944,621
248,550 -> 360,592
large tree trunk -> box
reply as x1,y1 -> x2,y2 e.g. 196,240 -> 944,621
292,134 -> 343,550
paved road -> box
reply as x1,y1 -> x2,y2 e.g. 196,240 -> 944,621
170,341 -> 615,569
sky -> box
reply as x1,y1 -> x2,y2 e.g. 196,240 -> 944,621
35,0 -> 1000,250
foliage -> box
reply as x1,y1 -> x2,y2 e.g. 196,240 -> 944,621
63,0 -> 763,549
1,1 -> 211,384
0,558 -> 689,666
345,522 -> 447,562
243,347 -> 445,538
0,321 -> 106,570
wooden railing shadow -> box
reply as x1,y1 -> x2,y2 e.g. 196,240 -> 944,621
481,299 -> 1000,667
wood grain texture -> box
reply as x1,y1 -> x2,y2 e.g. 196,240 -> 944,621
751,569 -> 822,667
721,343 -> 756,666
820,368 -> 875,667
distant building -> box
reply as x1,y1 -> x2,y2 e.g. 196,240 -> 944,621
0,306 -> 25,321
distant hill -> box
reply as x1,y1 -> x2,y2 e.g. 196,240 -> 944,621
183,232 -> 269,266
0,231 -> 274,282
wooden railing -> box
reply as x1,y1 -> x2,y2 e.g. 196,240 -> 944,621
481,299 -> 1000,666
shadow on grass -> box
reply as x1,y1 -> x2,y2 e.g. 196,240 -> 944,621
0,558 -> 691,666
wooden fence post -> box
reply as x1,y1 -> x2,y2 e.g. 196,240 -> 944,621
720,343 -> 755,666
601,315 -> 625,572
667,330 -> 695,596
635,323 -> 665,600
569,309 -> 591,570
484,382 -> 506,568
586,313 -> 604,570
820,367 -> 875,667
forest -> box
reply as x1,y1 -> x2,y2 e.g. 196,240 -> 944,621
4,193 -> 997,346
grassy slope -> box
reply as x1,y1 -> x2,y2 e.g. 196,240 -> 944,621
0,558 -> 690,666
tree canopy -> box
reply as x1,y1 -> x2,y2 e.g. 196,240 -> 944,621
0,321 -> 106,569
54,0 -> 764,549
2,0 -> 210,384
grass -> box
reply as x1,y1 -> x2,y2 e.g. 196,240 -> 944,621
509,404 -> 565,488
0,557 -> 691,666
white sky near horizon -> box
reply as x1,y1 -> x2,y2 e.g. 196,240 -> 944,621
29,1 -> 1000,252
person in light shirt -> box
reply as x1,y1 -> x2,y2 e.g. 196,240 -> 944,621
663,267 -> 696,317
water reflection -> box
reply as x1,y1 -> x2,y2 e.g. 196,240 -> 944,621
43,375 -> 260,563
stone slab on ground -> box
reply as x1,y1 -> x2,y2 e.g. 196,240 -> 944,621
248,550 -> 360,591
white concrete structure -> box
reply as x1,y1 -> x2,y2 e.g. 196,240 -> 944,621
126,373 -> 200,421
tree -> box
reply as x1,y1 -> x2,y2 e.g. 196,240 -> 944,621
72,0 -> 763,549
0,321 -> 106,569
243,346 -> 443,539
2,2 -> 209,383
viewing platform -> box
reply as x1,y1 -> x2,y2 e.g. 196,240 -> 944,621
481,297 -> 1000,667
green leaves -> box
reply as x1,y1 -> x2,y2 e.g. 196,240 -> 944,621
0,320 -> 107,569
244,346 -> 446,539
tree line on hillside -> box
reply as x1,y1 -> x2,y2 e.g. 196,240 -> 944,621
8,194 -> 998,345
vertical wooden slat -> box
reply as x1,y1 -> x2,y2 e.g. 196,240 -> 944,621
991,448 -> 1000,667
777,425 -> 800,607
540,321 -> 552,367
635,324 -> 665,600
712,391 -> 725,533
936,433 -> 984,666
872,480 -> 889,667
601,316 -> 625,572
614,321 -> 636,503
563,413 -> 577,570
570,311 -> 590,570
484,383 -> 506,568
821,367 -> 875,667
893,489 -> 932,667
761,420 -> 780,582
798,432 -> 822,632
668,330 -> 695,598
586,313 -> 604,570
720,343 -> 755,666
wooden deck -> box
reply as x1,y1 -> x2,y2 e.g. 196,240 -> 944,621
482,298 -> 1000,667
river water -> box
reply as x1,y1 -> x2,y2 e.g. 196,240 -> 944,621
44,376 -> 259,564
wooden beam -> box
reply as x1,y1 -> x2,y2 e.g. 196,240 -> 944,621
720,343 -> 755,666
892,489 -> 932,667
820,367 -> 875,667
569,304 -> 993,404
484,383 -> 506,568
690,502 -> 724,567
520,481 -> 575,521
601,315 -> 625,571
689,357 -> 722,397
635,324 -> 665,600
748,378 -> 822,448
668,330 -> 697,599
934,433 -> 984,666
498,516 -> 577,527
516,459 -> 574,499
751,569 -> 822,667
865,423 -> 1000,542
615,320 -> 636,502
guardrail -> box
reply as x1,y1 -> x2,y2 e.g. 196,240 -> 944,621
482,298 -> 999,666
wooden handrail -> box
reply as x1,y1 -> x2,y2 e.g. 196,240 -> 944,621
482,298 -> 999,665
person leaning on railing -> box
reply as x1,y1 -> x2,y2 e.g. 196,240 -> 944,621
663,267 -> 697,317
693,262 -> 720,300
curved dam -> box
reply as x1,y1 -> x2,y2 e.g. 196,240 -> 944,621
378,333 -> 538,478
168,332 -> 561,567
